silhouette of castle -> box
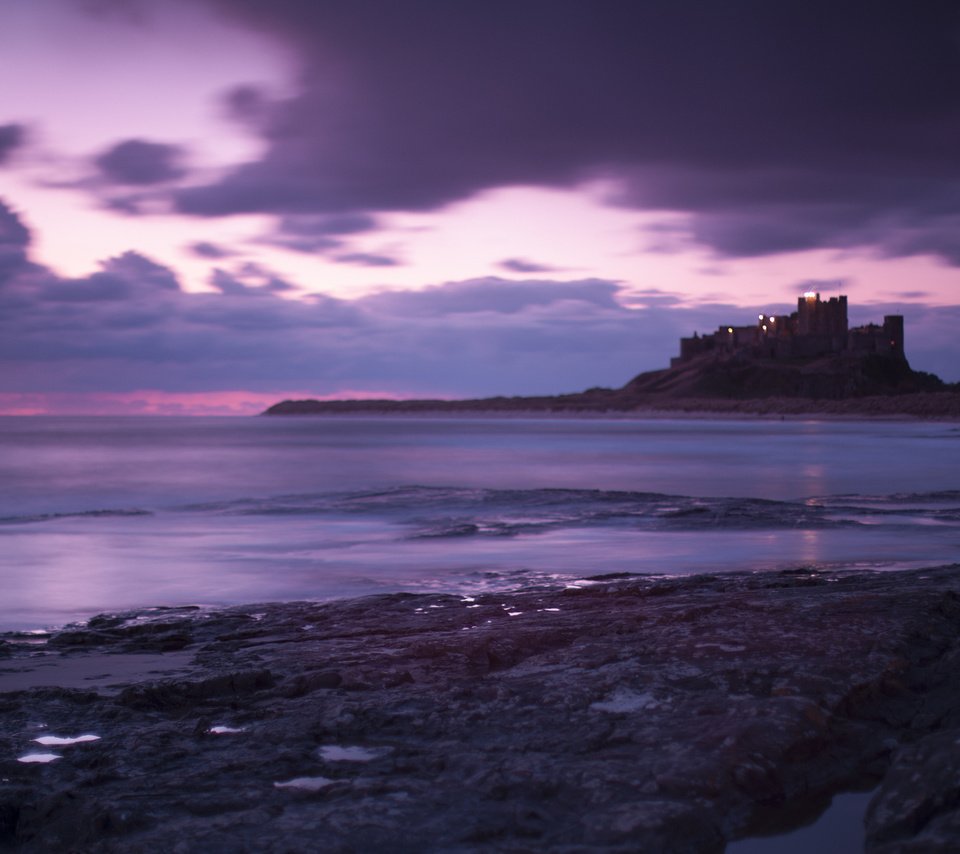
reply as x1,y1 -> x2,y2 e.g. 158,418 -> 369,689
672,292 -> 904,367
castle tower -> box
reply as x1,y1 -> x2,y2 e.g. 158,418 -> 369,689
796,291 -> 819,335
883,315 -> 905,357
796,292 -> 848,336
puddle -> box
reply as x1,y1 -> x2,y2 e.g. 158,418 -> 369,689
17,753 -> 61,764
274,776 -> 334,791
33,734 -> 100,746
318,745 -> 390,763
0,650 -> 195,691
727,789 -> 874,853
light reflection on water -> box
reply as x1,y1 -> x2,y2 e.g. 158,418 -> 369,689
0,416 -> 957,631
1,513 -> 953,631
17,753 -> 61,764
728,789 -> 874,853
33,734 -> 100,746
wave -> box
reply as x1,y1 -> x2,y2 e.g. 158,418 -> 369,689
0,508 -> 153,526
177,486 -> 960,538
7,487 -> 958,537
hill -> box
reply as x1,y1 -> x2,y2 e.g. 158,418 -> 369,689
264,350 -> 960,418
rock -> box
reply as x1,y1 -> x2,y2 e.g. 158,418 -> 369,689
866,728 -> 960,851
3,566 -> 960,850
116,669 -> 274,710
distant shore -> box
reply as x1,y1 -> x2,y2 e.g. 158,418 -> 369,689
264,390 -> 960,420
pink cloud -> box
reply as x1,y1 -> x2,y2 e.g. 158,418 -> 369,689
0,388 -> 443,416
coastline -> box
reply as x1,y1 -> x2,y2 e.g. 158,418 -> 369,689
263,391 -> 960,421
4,565 -> 960,851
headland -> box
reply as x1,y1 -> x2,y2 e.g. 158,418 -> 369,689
264,292 -> 960,418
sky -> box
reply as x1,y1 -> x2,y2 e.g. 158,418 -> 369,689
2,0 -> 960,415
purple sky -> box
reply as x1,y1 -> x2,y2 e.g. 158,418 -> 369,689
2,0 -> 960,414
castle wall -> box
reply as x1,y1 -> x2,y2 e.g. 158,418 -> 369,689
671,296 -> 903,366
848,315 -> 905,357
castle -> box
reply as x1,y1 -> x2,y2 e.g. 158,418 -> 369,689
672,292 -> 904,367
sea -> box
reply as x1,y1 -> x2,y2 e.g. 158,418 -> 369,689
1,414 -> 958,632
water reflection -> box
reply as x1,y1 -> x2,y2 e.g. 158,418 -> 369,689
728,789 -> 873,853
17,752 -> 60,764
33,734 -> 100,746
2,417 -> 957,631
274,776 -> 334,791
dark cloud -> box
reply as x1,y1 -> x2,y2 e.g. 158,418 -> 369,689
0,201 -> 691,395
0,124 -> 26,166
210,268 -> 263,295
0,200 -> 32,281
222,84 -> 277,132
210,262 -> 297,295
159,1 -> 960,265
4,191 -> 958,401
262,213 -> 379,254
334,252 -> 399,267
0,201 -> 30,252
95,138 -> 186,185
188,241 -> 235,259
40,252 -> 181,303
499,258 -> 559,274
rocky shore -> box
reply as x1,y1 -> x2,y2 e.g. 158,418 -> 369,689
3,566 -> 960,852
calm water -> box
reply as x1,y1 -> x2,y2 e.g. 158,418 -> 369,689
1,415 -> 958,630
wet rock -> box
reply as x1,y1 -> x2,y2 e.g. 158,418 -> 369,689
584,800 -> 725,852
116,669 -> 274,710
866,728 -> 960,852
3,566 -> 960,851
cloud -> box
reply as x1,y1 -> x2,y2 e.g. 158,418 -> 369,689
141,1 -> 960,266
358,277 -> 624,316
499,258 -> 559,274
95,138 -> 187,185
209,262 -> 297,294
0,200 -> 31,252
2,193 -> 957,414
0,200 -> 702,400
0,199 -> 32,280
261,213 -> 379,254
188,241 -> 236,259
221,83 -> 276,131
334,251 -> 399,267
0,124 -> 26,166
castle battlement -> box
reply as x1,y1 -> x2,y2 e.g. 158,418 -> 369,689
672,293 -> 904,367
